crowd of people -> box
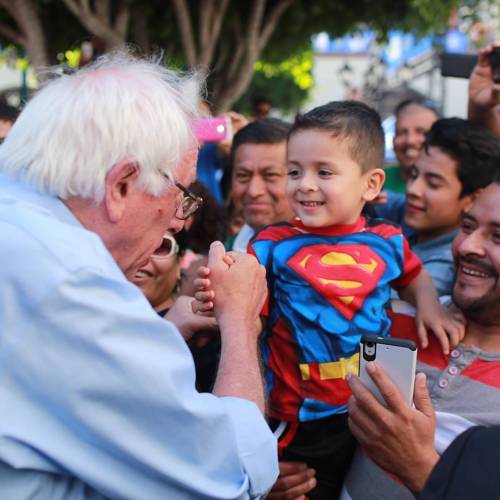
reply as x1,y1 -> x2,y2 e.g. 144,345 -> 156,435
0,43 -> 499,500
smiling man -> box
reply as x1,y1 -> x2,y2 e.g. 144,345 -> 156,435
370,118 -> 500,296
227,119 -> 294,251
345,177 -> 500,500
0,51 -> 278,499
384,99 -> 439,194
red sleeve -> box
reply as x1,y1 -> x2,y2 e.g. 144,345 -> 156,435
246,241 -> 270,318
392,235 -> 422,289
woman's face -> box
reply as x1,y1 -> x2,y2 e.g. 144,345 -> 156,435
131,234 -> 183,311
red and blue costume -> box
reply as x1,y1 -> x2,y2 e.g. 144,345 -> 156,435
249,216 -> 421,423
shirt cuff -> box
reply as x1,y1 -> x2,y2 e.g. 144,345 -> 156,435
220,397 -> 279,498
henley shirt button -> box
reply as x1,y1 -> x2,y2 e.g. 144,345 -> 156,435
449,366 -> 458,375
450,349 -> 460,359
439,379 -> 448,388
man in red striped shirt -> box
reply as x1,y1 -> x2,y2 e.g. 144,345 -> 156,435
345,178 -> 500,498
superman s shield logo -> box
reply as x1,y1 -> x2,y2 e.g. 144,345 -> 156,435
287,244 -> 386,319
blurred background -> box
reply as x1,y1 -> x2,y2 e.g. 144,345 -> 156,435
0,0 -> 498,162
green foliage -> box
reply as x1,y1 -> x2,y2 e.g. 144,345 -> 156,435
234,50 -> 314,115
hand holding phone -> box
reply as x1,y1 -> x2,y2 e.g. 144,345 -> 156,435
359,335 -> 417,406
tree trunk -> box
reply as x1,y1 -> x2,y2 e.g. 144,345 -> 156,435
170,0 -> 294,113
0,0 -> 49,72
62,0 -> 129,51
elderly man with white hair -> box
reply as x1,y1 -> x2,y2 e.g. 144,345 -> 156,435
0,52 -> 278,499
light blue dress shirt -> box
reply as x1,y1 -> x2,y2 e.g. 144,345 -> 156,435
0,173 -> 278,499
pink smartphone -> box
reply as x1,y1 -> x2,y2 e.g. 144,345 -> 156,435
194,117 -> 232,143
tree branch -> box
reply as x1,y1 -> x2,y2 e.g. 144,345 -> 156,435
114,0 -> 130,39
245,0 -> 265,54
0,22 -> 26,46
171,0 -> 197,67
95,0 -> 109,25
199,0 -> 229,68
259,0 -> 294,50
62,0 -> 128,49
199,0 -> 214,50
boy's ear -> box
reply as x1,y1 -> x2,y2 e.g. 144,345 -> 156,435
104,160 -> 140,223
362,168 -> 386,202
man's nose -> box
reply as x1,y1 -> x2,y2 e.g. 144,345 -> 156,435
407,130 -> 423,146
247,175 -> 265,197
168,213 -> 185,234
457,229 -> 486,257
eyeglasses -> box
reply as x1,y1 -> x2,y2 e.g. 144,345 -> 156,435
174,180 -> 203,220
151,233 -> 179,259
160,171 -> 203,220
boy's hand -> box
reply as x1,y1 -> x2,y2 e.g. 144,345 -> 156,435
192,253 -> 237,315
416,301 -> 465,355
193,266 -> 215,314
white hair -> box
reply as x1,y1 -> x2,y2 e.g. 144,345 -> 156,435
0,50 -> 201,201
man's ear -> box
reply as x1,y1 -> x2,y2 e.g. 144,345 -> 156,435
460,189 -> 480,212
363,168 -> 386,202
104,160 -> 140,223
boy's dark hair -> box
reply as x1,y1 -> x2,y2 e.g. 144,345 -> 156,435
424,118 -> 500,197
394,98 -> 440,120
494,168 -> 500,184
289,101 -> 385,171
230,118 -> 291,166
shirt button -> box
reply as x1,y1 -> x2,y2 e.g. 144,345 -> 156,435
439,379 -> 448,388
450,349 -> 460,359
449,366 -> 458,375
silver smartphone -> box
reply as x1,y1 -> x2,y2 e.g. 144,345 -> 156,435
359,335 -> 417,406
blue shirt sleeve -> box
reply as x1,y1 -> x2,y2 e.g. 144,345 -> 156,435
0,226 -> 278,499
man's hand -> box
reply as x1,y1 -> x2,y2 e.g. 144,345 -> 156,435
469,46 -> 500,111
267,461 -> 317,500
468,45 -> 500,137
347,364 -> 439,493
165,296 -> 217,341
207,241 -> 266,335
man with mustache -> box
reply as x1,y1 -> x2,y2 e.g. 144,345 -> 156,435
344,176 -> 500,499
226,118 -> 294,251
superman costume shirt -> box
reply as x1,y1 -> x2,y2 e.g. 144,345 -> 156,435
249,216 -> 422,422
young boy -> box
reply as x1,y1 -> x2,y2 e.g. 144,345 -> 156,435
196,101 -> 463,499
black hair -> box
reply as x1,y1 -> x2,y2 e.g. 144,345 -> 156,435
289,100 -> 385,171
424,118 -> 500,198
0,103 -> 20,123
182,180 -> 225,254
394,98 -> 440,119
495,168 -> 500,184
230,118 -> 291,166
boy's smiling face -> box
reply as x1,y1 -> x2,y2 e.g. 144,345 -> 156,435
286,129 -> 383,228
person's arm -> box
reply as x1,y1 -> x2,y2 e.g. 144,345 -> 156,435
468,46 -> 500,138
164,295 -> 217,340
347,363 -> 439,493
398,268 -> 464,355
9,248 -> 277,498
207,241 -> 267,413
